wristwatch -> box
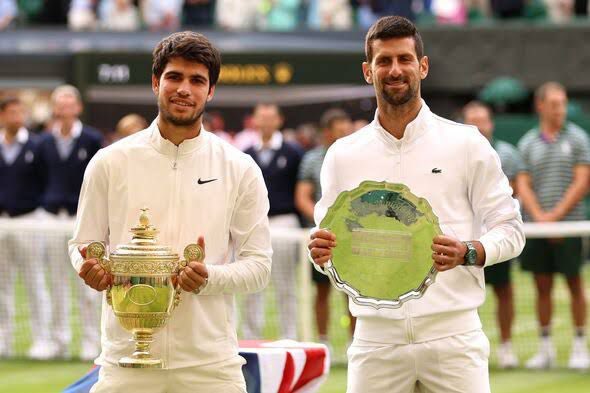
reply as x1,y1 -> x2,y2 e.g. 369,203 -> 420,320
463,241 -> 478,266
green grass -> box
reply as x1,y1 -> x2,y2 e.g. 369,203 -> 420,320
1,362 -> 589,393
0,360 -> 92,393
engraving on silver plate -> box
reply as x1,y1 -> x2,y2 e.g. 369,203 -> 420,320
351,228 -> 412,260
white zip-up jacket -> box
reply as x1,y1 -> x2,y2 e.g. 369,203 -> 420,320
69,121 -> 272,368
314,102 -> 525,344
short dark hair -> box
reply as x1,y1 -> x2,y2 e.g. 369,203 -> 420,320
152,31 -> 221,87
0,96 -> 20,112
320,108 -> 350,130
365,16 -> 424,63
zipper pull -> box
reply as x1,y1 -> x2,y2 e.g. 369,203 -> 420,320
173,146 -> 179,170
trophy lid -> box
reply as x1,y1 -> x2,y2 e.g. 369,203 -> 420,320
109,208 -> 179,261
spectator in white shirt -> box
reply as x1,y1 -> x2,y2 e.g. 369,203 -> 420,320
99,0 -> 141,31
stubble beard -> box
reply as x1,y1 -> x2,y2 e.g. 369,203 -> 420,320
159,98 -> 205,127
380,83 -> 415,107
378,75 -> 419,107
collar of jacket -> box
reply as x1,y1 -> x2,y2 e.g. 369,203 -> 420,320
371,99 -> 431,148
148,117 -> 208,156
0,126 -> 29,146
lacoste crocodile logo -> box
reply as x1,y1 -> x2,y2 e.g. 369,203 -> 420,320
197,178 -> 217,185
431,168 -> 442,174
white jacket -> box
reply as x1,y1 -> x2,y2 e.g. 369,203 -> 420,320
314,102 -> 524,343
69,121 -> 272,368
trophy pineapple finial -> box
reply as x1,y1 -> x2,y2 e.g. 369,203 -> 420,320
131,207 -> 158,241
139,207 -> 150,227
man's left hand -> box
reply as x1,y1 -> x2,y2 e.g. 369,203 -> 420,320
431,235 -> 467,272
178,236 -> 209,292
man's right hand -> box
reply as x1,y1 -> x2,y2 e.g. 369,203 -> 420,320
308,229 -> 337,267
78,246 -> 112,292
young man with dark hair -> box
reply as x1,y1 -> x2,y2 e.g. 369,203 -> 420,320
463,100 -> 523,368
71,31 -> 272,392
309,16 -> 524,392
517,82 -> 590,370
0,97 -> 53,359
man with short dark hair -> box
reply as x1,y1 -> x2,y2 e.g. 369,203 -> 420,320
308,16 -> 524,392
463,100 -> 522,368
295,108 -> 354,346
0,97 -> 52,359
71,31 -> 272,392
517,81 -> 590,370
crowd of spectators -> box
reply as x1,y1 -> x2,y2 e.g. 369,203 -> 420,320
0,0 -> 589,32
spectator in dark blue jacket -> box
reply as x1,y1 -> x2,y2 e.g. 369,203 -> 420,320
0,97 -> 52,360
243,103 -> 303,340
36,85 -> 103,361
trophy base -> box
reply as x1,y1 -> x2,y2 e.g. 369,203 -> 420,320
118,356 -> 163,369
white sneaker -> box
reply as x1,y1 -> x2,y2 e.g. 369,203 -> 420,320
525,339 -> 556,369
497,342 -> 518,369
79,342 -> 100,362
568,337 -> 590,370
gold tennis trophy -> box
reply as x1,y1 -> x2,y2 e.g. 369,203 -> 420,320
86,208 -> 203,368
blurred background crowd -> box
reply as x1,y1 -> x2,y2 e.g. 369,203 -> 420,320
1,0 -> 590,33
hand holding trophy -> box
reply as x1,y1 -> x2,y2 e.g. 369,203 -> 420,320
177,236 -> 209,293
85,208 -> 204,368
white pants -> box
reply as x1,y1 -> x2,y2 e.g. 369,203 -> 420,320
90,356 -> 247,393
242,214 -> 299,340
41,210 -> 101,351
0,211 -> 52,351
347,329 -> 491,393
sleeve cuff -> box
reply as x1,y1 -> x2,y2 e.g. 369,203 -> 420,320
479,236 -> 498,267
196,264 -> 218,295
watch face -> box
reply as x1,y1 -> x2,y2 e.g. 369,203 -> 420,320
464,242 -> 477,265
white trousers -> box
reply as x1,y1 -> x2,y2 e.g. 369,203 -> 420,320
347,329 -> 491,393
41,210 -> 101,351
242,214 -> 299,340
0,212 -> 52,351
90,356 -> 247,393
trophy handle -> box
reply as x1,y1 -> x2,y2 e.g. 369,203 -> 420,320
86,241 -> 113,306
174,243 -> 205,307
182,243 -> 204,264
